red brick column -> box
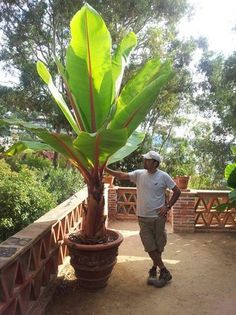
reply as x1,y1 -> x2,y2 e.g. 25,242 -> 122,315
108,187 -> 118,219
172,191 -> 196,233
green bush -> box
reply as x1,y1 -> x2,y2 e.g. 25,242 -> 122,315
5,153 -> 85,203
0,159 -> 57,241
43,167 -> 85,204
0,155 -> 85,242
6,152 -> 52,172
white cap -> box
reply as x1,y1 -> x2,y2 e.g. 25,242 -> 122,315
142,151 -> 161,162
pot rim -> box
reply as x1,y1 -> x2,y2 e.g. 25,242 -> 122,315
64,229 -> 123,251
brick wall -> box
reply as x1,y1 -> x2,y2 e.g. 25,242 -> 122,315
172,191 -> 196,233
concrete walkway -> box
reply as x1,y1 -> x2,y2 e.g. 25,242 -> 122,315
45,221 -> 236,315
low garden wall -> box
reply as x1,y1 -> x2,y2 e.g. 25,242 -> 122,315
108,187 -> 236,232
0,188 -> 88,315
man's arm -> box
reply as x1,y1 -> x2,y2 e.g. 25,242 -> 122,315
159,185 -> 181,217
105,167 -> 130,181
166,185 -> 181,209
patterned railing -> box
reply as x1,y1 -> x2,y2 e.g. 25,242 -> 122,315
194,190 -> 236,231
0,187 -> 87,315
116,187 -> 137,218
115,187 -> 172,221
113,188 -> 236,231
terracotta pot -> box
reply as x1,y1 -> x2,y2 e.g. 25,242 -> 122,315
103,175 -> 114,187
64,229 -> 123,289
176,176 -> 190,190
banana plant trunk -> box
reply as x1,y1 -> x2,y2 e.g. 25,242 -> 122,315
81,179 -> 107,241
64,177 -> 124,289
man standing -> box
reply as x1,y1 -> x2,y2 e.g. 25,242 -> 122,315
106,150 -> 181,288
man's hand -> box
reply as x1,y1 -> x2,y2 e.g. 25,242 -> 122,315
159,205 -> 170,217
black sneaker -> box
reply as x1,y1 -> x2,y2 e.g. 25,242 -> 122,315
159,268 -> 172,282
147,267 -> 157,285
153,278 -> 167,288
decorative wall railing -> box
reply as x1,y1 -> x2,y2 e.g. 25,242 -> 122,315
0,187 -> 88,315
117,188 -> 137,218
108,187 -> 236,232
194,190 -> 236,231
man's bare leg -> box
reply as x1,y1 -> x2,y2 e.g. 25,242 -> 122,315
147,250 -> 172,287
148,250 -> 165,269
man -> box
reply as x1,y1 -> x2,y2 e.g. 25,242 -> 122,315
106,150 -> 181,288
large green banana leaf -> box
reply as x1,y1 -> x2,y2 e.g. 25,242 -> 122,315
74,129 -> 128,167
36,61 -> 80,134
108,131 -> 145,165
1,118 -> 128,170
66,3 -> 113,132
109,60 -> 172,136
112,32 -> 137,98
4,141 -> 53,156
0,118 -> 89,171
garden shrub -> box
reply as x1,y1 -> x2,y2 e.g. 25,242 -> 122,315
0,159 -> 57,241
43,167 -> 85,204
5,153 -> 85,203
6,152 -> 52,172
0,155 -> 85,242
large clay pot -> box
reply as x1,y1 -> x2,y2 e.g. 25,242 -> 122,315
64,229 -> 123,289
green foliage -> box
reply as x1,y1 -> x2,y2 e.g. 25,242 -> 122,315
188,174 -> 213,190
160,138 -> 196,178
0,159 -> 56,242
6,152 -> 52,172
43,167 -> 84,204
216,145 -> 236,211
190,122 -> 232,189
197,51 -> 236,139
225,164 -> 236,189
5,153 -> 85,204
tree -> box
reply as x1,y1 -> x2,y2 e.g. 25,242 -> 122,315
194,48 -> 236,184
197,50 -> 236,140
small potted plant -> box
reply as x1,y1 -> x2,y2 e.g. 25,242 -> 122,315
172,165 -> 193,190
1,4 -> 172,288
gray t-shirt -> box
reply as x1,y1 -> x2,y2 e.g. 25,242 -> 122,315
128,169 -> 176,217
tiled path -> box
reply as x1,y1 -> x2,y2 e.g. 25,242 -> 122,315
45,221 -> 236,315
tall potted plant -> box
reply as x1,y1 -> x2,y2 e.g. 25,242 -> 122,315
1,4 -> 172,288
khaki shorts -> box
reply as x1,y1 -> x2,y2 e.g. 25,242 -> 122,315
138,216 -> 167,253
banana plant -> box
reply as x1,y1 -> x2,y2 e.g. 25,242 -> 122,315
0,4 -> 172,243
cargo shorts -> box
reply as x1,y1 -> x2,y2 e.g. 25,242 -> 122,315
138,216 -> 167,253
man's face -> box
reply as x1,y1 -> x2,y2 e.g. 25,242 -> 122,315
143,158 -> 157,170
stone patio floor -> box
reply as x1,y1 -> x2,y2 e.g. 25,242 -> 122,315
45,220 -> 236,315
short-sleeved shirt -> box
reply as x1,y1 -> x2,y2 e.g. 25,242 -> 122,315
128,169 -> 175,217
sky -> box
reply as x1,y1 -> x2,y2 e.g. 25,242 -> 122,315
178,0 -> 236,56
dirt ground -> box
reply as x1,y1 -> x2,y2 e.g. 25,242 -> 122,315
45,220 -> 236,315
